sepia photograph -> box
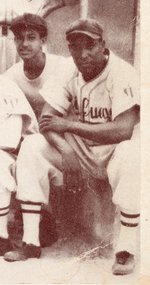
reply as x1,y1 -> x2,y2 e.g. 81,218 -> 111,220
0,0 -> 142,284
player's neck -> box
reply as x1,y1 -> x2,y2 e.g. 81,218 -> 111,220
24,52 -> 46,80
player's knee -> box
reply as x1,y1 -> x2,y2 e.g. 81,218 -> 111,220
115,140 -> 131,156
116,139 -> 139,164
0,150 -> 12,169
20,133 -> 47,155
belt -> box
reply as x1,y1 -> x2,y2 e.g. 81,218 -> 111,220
0,24 -> 12,37
2,25 -> 8,36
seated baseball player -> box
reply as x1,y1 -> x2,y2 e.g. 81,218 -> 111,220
0,75 -> 38,256
5,13 -> 74,120
4,19 -> 140,276
3,12 -> 75,249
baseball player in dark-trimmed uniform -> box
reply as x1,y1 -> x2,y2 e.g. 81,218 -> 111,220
4,18 -> 140,276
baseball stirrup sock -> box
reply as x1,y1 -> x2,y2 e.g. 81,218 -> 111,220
116,211 -> 140,255
21,201 -> 42,246
120,211 -> 140,227
0,205 -> 10,239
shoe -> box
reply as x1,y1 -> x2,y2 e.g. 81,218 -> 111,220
112,251 -> 135,275
4,242 -> 41,262
0,237 -> 12,256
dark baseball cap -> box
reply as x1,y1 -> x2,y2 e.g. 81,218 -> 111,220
66,18 -> 103,41
10,13 -> 48,37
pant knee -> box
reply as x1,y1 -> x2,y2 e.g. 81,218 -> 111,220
0,150 -> 16,193
108,139 -> 140,212
20,134 -> 47,155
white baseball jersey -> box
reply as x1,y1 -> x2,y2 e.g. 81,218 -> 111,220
5,53 -> 75,119
40,51 -> 139,178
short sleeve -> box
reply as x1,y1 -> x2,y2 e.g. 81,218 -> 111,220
111,64 -> 139,120
40,76 -> 72,115
0,76 -> 38,135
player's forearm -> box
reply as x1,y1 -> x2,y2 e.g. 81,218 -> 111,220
65,120 -> 133,144
43,131 -> 72,153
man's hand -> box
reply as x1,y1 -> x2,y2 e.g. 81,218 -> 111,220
62,148 -> 83,194
39,114 -> 83,193
39,115 -> 69,134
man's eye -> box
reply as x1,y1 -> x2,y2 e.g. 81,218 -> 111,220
87,43 -> 94,50
28,36 -> 36,40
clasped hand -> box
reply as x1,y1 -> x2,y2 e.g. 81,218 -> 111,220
39,115 -> 68,134
39,115 -> 83,193
62,148 -> 83,194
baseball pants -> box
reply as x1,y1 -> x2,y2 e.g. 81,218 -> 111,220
16,133 -> 140,213
0,150 -> 16,239
0,131 -> 140,254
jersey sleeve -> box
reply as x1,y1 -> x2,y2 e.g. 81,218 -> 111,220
40,76 -> 72,115
0,115 -> 22,150
0,76 -> 38,137
110,64 -> 140,120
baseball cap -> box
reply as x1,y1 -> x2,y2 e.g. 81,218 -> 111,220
66,18 -> 103,41
10,13 -> 48,37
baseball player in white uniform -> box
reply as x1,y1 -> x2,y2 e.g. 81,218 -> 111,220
3,12 -> 74,248
4,13 -> 74,120
4,19 -> 140,276
0,75 -> 38,256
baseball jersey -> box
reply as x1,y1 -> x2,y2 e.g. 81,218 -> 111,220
41,51 -> 139,121
5,53 -> 75,119
40,51 -> 139,178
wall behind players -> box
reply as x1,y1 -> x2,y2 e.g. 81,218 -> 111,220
46,0 -> 137,64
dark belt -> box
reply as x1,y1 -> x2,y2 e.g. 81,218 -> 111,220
1,24 -> 9,36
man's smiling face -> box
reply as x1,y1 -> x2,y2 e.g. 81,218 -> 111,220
14,28 -> 45,61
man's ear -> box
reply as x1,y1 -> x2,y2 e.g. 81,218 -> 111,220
101,40 -> 105,47
100,39 -> 105,52
41,37 -> 47,45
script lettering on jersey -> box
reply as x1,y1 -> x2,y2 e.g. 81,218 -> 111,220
81,97 -> 112,122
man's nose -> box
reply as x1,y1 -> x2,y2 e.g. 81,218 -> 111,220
22,38 -> 29,47
81,48 -> 89,59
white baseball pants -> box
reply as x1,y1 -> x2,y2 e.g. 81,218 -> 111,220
15,131 -> 140,214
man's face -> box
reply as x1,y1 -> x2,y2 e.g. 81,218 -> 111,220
68,34 -> 106,80
14,28 -> 45,60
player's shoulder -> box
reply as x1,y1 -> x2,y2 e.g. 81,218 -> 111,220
109,50 -> 137,82
109,51 -> 136,74
4,60 -> 23,79
0,74 -> 24,99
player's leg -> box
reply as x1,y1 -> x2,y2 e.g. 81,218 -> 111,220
0,150 -> 16,255
4,133 -> 63,262
107,137 -> 140,275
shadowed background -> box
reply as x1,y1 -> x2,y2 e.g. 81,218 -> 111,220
46,0 -> 138,65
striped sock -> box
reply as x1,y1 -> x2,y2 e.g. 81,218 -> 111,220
120,211 -> 140,228
0,205 -> 10,239
21,201 -> 42,247
116,211 -> 140,255
0,192 -> 11,239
